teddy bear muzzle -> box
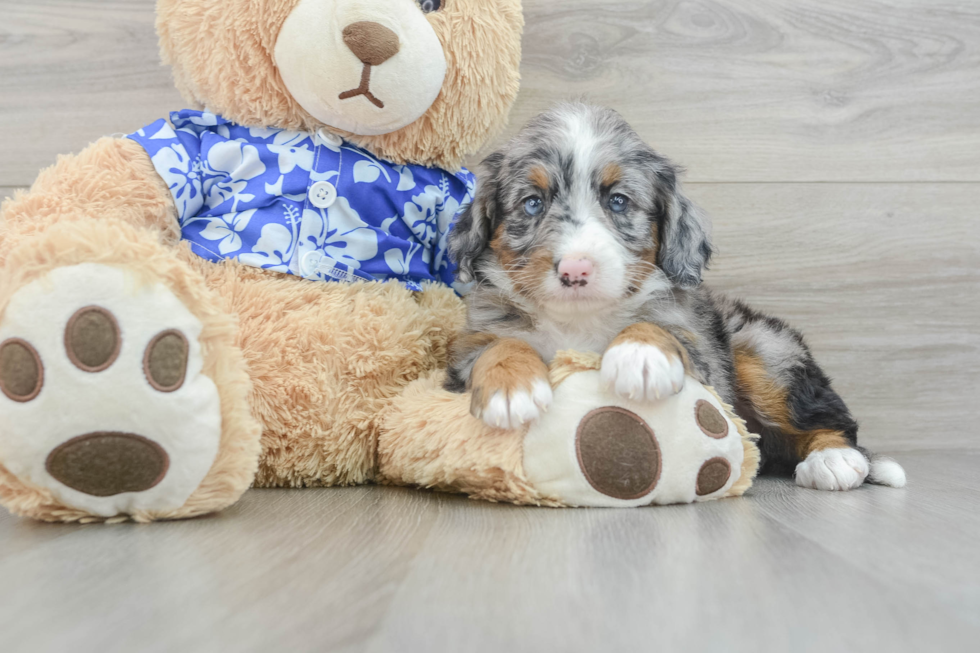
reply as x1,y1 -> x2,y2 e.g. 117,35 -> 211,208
273,0 -> 447,136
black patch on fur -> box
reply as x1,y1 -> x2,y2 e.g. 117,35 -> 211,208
444,366 -> 468,393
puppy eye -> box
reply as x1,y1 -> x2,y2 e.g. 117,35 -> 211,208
523,197 -> 544,217
609,194 -> 630,214
417,0 -> 442,12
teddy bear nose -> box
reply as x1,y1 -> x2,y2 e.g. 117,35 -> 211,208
343,21 -> 401,67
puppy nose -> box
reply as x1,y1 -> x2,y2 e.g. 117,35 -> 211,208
558,254 -> 595,287
343,21 -> 400,66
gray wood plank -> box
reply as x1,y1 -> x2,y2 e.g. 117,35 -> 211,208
497,0 -> 980,181
0,450 -> 976,653
2,0 -> 980,184
0,0 -> 184,187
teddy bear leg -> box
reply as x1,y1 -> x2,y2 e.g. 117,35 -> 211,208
0,218 -> 261,522
380,354 -> 760,508
378,370 -> 555,505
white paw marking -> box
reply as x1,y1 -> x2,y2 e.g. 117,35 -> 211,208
600,342 -> 685,402
481,378 -> 553,430
870,457 -> 907,488
795,448 -> 869,491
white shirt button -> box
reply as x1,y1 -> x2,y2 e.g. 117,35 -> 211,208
302,251 -> 323,276
309,181 -> 337,209
317,128 -> 343,148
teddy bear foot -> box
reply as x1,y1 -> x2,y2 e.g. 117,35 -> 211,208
522,362 -> 758,507
0,262 -> 228,520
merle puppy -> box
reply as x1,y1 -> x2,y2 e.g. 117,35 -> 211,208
444,102 -> 905,491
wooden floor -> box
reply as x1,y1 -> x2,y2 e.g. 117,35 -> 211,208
0,0 -> 978,651
0,450 -> 977,652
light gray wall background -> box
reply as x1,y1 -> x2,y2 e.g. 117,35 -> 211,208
1,0 -> 977,452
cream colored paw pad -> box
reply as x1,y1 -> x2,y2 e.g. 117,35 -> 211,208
0,263 -> 222,517
524,366 -> 755,507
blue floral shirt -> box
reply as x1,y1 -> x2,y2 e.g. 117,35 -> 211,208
128,110 -> 475,292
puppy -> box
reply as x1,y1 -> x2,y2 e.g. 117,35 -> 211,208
444,102 -> 906,492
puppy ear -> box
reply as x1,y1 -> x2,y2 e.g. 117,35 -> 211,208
658,183 -> 714,288
449,153 -> 503,283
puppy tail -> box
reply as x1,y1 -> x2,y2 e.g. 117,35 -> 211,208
866,453 -> 908,488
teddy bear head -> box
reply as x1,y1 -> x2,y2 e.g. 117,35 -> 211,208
156,0 -> 524,171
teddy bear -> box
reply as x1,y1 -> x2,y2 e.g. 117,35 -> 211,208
0,0 -> 758,523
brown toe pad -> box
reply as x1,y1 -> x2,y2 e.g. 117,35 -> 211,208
0,338 -> 44,402
696,457 -> 732,496
65,306 -> 121,373
576,406 -> 661,500
46,432 -> 169,497
144,330 -> 189,392
696,400 -> 729,439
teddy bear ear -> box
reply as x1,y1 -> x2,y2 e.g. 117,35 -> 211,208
448,153 -> 504,283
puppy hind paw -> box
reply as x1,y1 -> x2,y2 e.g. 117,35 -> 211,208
795,448 -> 869,491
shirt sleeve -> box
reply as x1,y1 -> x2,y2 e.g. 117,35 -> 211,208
127,118 -> 206,222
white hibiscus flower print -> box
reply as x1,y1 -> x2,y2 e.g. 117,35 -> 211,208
385,244 -> 422,275
237,223 -> 295,273
298,198 -> 379,271
353,159 -> 393,184
150,144 -> 205,221
264,130 -> 315,174
198,209 -> 256,256
201,140 -> 267,211
401,179 -> 460,267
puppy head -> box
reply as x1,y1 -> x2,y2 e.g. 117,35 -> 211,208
450,102 -> 713,315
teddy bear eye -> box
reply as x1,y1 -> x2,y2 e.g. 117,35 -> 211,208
417,0 -> 442,13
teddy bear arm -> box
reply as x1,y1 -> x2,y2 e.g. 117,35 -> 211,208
1,137 -> 180,253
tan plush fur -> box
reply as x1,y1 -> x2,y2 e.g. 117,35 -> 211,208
192,260 -> 467,488
379,370 -> 557,506
0,138 -> 179,253
156,0 -> 523,171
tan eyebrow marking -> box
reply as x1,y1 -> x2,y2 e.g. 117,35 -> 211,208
601,163 -> 622,187
529,166 -> 550,190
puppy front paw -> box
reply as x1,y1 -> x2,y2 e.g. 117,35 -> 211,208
474,378 -> 553,430
469,338 -> 552,430
601,342 -> 686,402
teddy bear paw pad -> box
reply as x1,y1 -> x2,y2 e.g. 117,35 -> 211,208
0,263 -> 222,518
575,407 -> 661,500
523,370 -> 747,507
